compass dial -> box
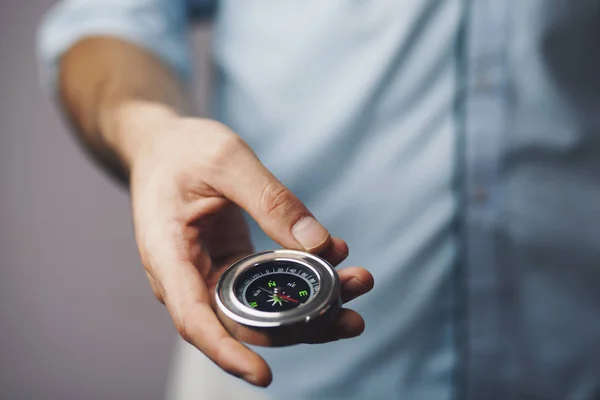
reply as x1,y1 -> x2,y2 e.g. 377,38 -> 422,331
215,249 -> 341,346
234,260 -> 319,312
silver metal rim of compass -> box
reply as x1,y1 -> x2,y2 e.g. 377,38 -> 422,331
215,249 -> 341,329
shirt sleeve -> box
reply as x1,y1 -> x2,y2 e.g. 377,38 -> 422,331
36,0 -> 193,92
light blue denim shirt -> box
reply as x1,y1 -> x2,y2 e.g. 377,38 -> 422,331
38,1 -> 600,399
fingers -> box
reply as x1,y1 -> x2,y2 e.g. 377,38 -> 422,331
202,204 -> 254,276
149,242 -> 272,386
338,266 -> 375,303
213,139 -> 331,254
305,309 -> 365,344
175,302 -> 272,387
304,267 -> 373,344
317,236 -> 349,267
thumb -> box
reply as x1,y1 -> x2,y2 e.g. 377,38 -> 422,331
213,141 -> 331,253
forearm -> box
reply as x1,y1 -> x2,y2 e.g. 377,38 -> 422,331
58,36 -> 190,181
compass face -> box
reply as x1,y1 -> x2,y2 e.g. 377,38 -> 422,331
215,250 -> 342,343
234,260 -> 320,312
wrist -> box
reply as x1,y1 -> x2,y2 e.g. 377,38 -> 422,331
100,100 -> 180,173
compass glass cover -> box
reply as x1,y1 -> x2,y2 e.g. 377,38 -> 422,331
234,260 -> 319,312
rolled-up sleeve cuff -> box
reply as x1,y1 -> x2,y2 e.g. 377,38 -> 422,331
36,0 -> 193,93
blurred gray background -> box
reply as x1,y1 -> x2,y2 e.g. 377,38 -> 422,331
0,1 -> 212,399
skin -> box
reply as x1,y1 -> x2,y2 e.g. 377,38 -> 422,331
57,36 -> 375,387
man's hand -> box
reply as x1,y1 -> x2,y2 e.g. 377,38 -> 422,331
121,106 -> 373,386
56,37 -> 373,387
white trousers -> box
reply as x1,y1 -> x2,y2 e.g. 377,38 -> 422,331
165,337 -> 271,400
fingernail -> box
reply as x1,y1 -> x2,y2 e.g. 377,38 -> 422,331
345,277 -> 372,294
292,216 -> 329,251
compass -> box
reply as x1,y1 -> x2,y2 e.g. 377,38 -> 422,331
215,249 -> 341,346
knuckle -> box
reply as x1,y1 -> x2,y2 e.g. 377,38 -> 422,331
176,118 -> 250,169
260,182 -> 300,218
209,132 -> 248,168
174,314 -> 194,343
179,118 -> 225,134
214,336 -> 236,366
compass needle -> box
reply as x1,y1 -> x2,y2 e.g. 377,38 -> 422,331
267,295 -> 283,307
278,294 -> 299,303
258,286 -> 274,295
